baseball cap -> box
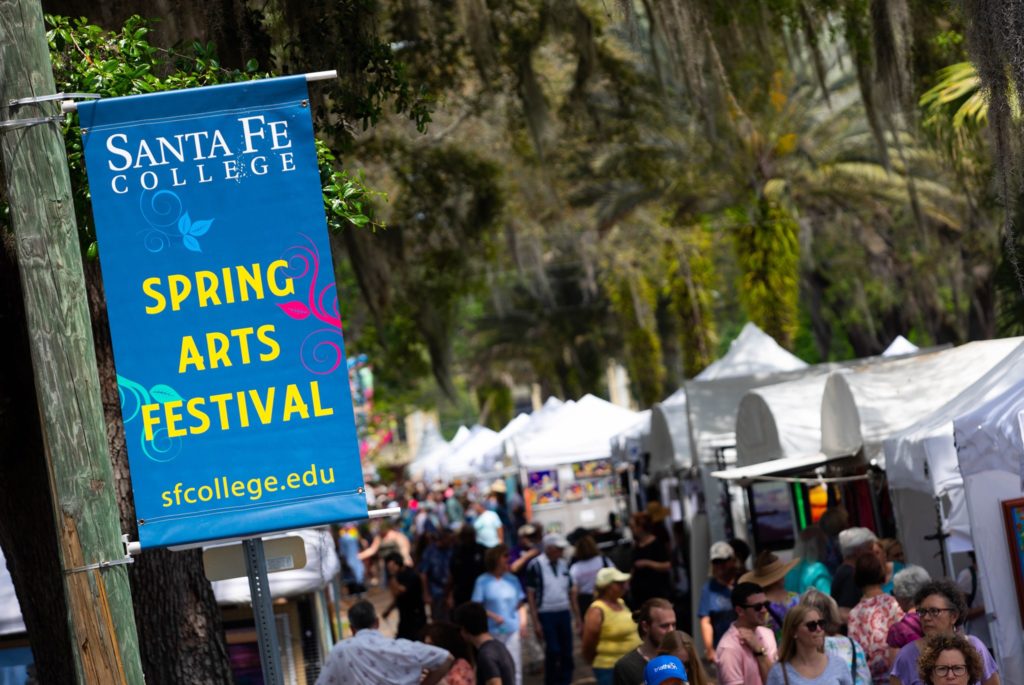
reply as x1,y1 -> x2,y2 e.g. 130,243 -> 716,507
594,567 -> 631,589
644,655 -> 688,685
709,540 -> 735,562
543,533 -> 568,548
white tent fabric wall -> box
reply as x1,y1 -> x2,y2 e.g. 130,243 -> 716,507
610,409 -> 650,464
407,422 -> 451,481
0,546 -> 25,636
820,338 -> 1022,463
479,412 -> 532,471
954,390 -> 1024,685
734,370 -> 836,468
882,341 -> 1024,572
210,528 -> 340,605
514,394 -> 640,469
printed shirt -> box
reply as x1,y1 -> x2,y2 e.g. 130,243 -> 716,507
472,572 -> 525,635
525,555 -> 573,613
314,629 -> 449,685
418,544 -> 453,599
847,594 -> 904,682
824,634 -> 872,685
716,623 -> 778,685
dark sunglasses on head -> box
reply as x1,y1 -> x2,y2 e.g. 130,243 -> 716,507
803,619 -> 827,632
742,602 -> 769,611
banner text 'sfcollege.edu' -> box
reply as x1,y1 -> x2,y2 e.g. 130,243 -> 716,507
78,76 -> 368,548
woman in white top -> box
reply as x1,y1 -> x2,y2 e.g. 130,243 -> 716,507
569,534 -> 613,616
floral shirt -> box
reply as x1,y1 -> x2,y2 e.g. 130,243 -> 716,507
848,594 -> 904,683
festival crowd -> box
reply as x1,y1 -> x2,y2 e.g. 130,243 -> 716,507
315,481 -> 998,685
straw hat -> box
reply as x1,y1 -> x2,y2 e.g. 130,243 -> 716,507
739,551 -> 800,587
489,479 -> 507,495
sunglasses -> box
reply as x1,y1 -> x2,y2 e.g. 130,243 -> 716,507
803,620 -> 826,632
742,602 -> 769,611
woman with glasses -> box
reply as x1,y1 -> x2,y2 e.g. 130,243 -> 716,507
847,552 -> 904,683
765,604 -> 854,684
887,580 -> 999,685
916,632 -> 984,685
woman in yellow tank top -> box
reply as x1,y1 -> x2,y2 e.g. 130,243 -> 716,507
582,567 -> 641,685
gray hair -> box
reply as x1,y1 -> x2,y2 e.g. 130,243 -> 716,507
838,527 -> 877,558
892,565 -> 931,600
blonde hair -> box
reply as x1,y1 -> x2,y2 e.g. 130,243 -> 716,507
657,630 -> 710,685
778,604 -> 821,663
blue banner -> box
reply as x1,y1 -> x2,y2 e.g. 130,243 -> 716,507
78,76 -> 368,548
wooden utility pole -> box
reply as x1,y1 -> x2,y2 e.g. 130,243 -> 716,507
0,1 -> 144,682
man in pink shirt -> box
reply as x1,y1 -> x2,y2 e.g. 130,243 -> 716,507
715,582 -> 777,685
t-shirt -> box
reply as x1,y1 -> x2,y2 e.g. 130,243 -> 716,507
474,510 -> 503,548
472,572 -> 525,635
698,578 -> 734,648
784,560 -> 832,595
631,539 -> 672,606
889,635 -> 998,685
716,623 -> 778,685
476,638 -> 516,685
831,563 -> 862,609
766,654 -> 854,685
824,635 -> 871,685
612,648 -> 647,685
570,555 -> 612,595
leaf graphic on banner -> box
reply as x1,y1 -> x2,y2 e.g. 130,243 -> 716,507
278,301 -> 311,320
149,384 -> 182,403
188,219 -> 213,236
178,212 -> 191,236
182,235 -> 201,252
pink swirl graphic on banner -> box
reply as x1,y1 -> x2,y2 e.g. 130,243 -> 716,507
278,235 -> 345,374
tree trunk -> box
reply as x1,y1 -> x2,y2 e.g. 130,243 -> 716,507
0,237 -> 77,685
84,262 -> 235,685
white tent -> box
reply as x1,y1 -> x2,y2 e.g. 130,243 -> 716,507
648,323 -> 809,476
883,341 -> 1024,573
0,547 -> 24,636
478,412 -> 532,471
821,339 -> 1022,463
441,426 -> 502,479
515,394 -> 641,469
882,335 -> 919,356
697,322 -> 808,380
409,424 -> 473,482
954,385 -> 1024,684
610,408 -> 650,464
210,528 -> 340,605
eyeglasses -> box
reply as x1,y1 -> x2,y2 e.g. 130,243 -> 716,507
803,620 -> 826,632
932,665 -> 968,677
917,607 -> 956,619
742,602 -> 769,611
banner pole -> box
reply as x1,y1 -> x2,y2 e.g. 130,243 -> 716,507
60,70 -> 338,113
244,538 -> 285,685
